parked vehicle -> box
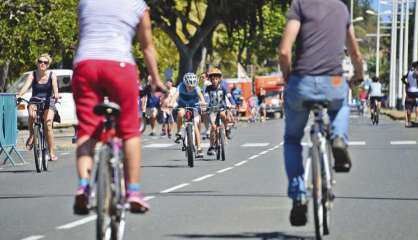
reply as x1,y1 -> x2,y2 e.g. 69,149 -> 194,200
254,75 -> 285,118
7,69 -> 77,128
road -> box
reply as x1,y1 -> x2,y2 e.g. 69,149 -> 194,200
1,115 -> 418,240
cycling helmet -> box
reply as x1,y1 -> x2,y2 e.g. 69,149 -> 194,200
208,67 -> 222,77
183,72 -> 198,87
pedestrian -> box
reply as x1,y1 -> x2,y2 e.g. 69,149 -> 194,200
279,0 -> 364,226
257,87 -> 267,122
401,61 -> 418,127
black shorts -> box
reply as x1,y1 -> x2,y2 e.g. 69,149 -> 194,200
370,96 -> 382,107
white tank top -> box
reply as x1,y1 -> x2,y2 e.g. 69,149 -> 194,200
407,71 -> 418,92
369,82 -> 382,97
74,0 -> 148,64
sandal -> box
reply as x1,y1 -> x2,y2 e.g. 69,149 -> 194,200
25,136 -> 34,150
49,155 -> 58,161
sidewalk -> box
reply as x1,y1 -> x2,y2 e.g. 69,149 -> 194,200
381,108 -> 405,120
16,127 -> 75,152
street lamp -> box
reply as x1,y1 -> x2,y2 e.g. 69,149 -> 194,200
353,16 -> 364,23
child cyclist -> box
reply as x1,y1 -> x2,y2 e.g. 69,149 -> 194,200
171,73 -> 206,158
204,67 -> 235,156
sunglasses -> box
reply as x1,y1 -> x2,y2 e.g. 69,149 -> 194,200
38,60 -> 49,65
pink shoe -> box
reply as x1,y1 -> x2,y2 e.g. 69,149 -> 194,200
127,191 -> 150,214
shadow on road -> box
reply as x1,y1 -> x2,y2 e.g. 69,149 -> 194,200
0,169 -> 36,174
0,193 -> 72,200
169,231 -> 314,240
336,195 -> 418,201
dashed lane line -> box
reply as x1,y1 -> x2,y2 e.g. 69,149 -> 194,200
259,150 -> 269,155
241,143 -> 270,147
160,183 -> 190,193
234,160 -> 248,166
348,141 -> 366,146
248,154 -> 260,160
21,236 -> 44,240
144,196 -> 156,201
192,174 -> 215,182
56,215 -> 97,230
390,141 -> 417,145
217,167 -> 234,173
143,143 -> 176,148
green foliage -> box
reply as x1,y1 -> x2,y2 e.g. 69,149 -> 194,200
0,0 -> 78,86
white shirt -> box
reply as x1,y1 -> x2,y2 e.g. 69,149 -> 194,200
369,82 -> 382,97
74,0 -> 148,64
406,71 -> 418,93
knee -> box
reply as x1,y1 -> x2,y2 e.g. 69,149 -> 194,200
45,120 -> 53,131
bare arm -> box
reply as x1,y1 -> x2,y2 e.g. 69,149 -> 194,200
346,25 -> 364,84
170,91 -> 179,107
17,74 -> 34,97
137,10 -> 166,91
278,20 -> 301,80
51,72 -> 60,99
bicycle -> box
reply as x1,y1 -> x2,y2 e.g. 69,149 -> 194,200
176,105 -> 201,167
88,98 -> 128,240
17,97 -> 49,172
302,100 -> 335,240
370,99 -> 380,125
207,106 -> 227,161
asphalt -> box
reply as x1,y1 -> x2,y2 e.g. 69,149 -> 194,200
1,113 -> 418,240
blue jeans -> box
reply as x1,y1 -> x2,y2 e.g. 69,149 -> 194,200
283,74 -> 350,200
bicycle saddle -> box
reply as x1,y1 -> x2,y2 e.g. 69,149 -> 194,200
94,102 -> 121,117
303,100 -> 330,110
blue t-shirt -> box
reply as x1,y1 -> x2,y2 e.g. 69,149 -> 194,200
231,87 -> 242,104
177,83 -> 201,107
204,83 -> 228,108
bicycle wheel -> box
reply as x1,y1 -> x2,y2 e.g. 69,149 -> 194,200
41,125 -> 48,171
111,162 -> 126,240
96,146 -> 113,240
140,113 -> 147,134
186,125 -> 194,167
219,128 -> 226,161
311,144 -> 323,240
322,142 -> 333,235
375,109 -> 379,125
33,125 -> 42,173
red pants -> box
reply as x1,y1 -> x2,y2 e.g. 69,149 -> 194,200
72,60 -> 140,140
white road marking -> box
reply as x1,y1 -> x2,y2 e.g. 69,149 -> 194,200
248,154 -> 260,160
144,196 -> 155,201
160,183 -> 190,193
350,115 -> 359,119
301,142 -> 312,147
192,174 -> 215,182
200,142 -> 211,148
234,160 -> 248,166
143,143 -> 176,148
56,215 -> 97,230
279,142 -> 284,146
217,167 -> 234,173
60,152 -> 71,156
241,143 -> 270,147
259,150 -> 269,155
348,141 -> 366,146
390,140 -> 417,145
21,236 -> 44,240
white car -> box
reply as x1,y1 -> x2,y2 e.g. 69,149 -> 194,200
7,69 -> 77,128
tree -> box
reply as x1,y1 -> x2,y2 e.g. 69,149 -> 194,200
147,0 -> 289,83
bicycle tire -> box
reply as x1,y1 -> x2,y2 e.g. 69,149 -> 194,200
219,128 -> 226,161
96,146 -> 112,240
41,125 -> 48,171
140,113 -> 147,134
111,156 -> 127,240
186,125 -> 194,167
311,144 -> 323,240
33,125 -> 42,173
322,141 -> 333,235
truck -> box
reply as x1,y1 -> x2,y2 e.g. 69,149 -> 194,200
254,74 -> 285,119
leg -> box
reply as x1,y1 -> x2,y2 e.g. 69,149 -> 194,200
43,109 -> 56,160
327,97 -> 350,143
176,108 -> 185,134
283,106 -> 309,200
26,105 -> 36,149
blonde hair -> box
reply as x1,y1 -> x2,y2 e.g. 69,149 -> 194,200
37,53 -> 52,64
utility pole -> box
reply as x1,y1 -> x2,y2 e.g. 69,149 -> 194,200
389,0 -> 398,108
403,0 -> 410,73
397,0 -> 405,108
413,0 -> 418,61
376,0 -> 381,77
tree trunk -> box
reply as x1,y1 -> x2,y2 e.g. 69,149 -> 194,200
178,50 -> 194,85
0,61 -> 10,92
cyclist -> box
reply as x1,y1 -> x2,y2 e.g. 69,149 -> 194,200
171,73 -> 206,158
143,76 -> 162,136
72,0 -> 166,214
17,53 -> 60,161
369,76 -> 382,121
204,67 -> 235,155
279,0 -> 363,226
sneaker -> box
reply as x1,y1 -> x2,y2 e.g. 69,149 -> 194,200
174,132 -> 182,144
73,185 -> 90,215
160,132 -> 166,136
168,133 -> 172,139
290,199 -> 308,226
332,137 -> 352,173
149,132 -> 156,136
196,148 -> 204,158
127,190 -> 150,214
207,146 -> 215,156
